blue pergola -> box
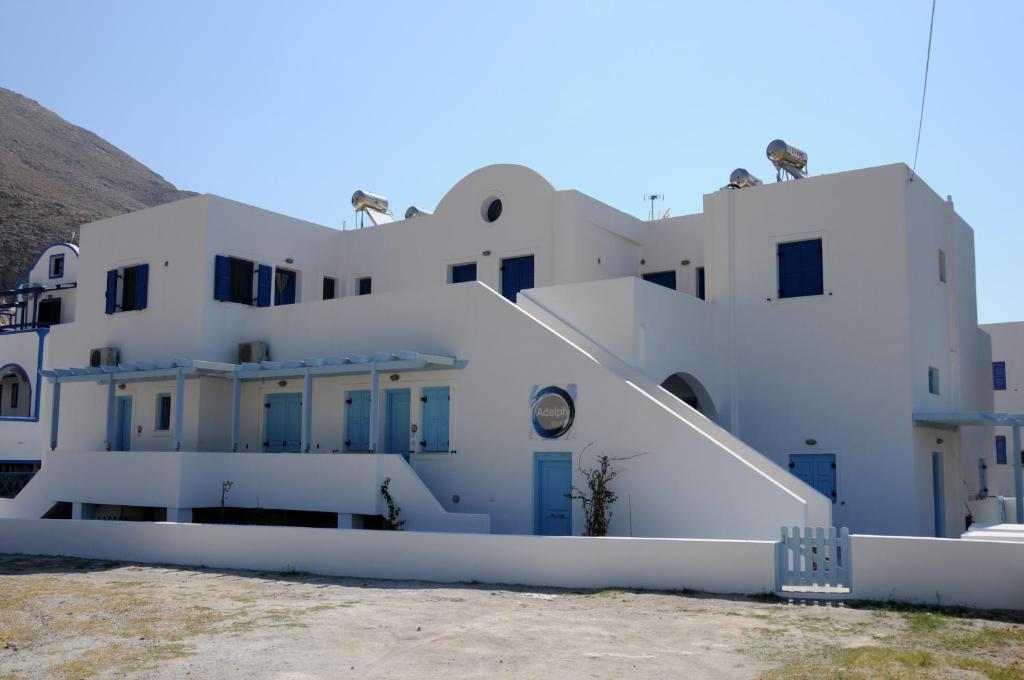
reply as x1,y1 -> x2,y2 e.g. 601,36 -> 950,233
915,412 -> 1024,524
43,351 -> 465,454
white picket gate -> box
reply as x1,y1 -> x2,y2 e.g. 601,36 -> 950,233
775,526 -> 852,595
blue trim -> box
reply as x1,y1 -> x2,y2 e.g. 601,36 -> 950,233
18,243 -> 79,285
0,459 -> 41,465
48,254 -> 65,279
0,327 -> 46,422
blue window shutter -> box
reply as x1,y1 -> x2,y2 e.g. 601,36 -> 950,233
104,269 -> 118,314
777,242 -> 801,297
421,387 -> 450,451
996,436 -> 1007,465
257,265 -> 272,307
993,361 -> 1007,390
214,255 -> 231,301
802,240 -> 824,295
134,264 -> 149,310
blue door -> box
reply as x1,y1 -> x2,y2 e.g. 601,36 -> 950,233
535,453 -> 572,535
344,390 -> 371,452
932,452 -> 945,537
788,453 -> 836,503
385,389 -> 411,458
451,263 -> 477,283
115,396 -> 133,451
501,255 -> 534,302
420,387 -> 450,452
265,393 -> 302,453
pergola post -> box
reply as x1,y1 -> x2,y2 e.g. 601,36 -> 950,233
368,362 -> 379,452
230,371 -> 240,452
1013,422 -> 1024,524
173,366 -> 185,452
301,366 -> 312,453
105,375 -> 116,451
49,379 -> 61,451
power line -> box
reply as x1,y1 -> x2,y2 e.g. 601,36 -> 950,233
913,0 -> 937,173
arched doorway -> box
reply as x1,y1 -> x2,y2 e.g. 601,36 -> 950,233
660,372 -> 716,421
0,364 -> 31,418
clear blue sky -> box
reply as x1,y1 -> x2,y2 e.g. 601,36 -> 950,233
2,1 -> 1021,322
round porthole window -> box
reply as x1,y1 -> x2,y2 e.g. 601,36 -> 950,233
483,197 -> 503,223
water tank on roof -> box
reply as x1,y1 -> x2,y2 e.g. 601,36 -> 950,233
404,206 -> 432,220
729,168 -> 762,189
351,190 -> 389,213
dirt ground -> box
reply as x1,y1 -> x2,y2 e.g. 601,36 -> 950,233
1,554 -> 1022,680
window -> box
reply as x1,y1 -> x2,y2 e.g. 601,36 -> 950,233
777,238 -> 823,299
104,264 -> 149,314
323,277 -> 337,300
357,277 -> 372,296
928,366 -> 940,395
996,435 -> 1007,465
214,256 -> 271,306
994,361 -> 1007,391
938,249 -> 947,283
37,298 -> 61,327
49,254 -> 65,278
10,383 -> 18,409
450,263 -> 477,284
642,271 -> 676,290
483,198 -> 502,223
696,267 -> 706,300
274,267 -> 297,305
155,394 -> 171,431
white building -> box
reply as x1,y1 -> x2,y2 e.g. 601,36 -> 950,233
0,161 -> 1006,539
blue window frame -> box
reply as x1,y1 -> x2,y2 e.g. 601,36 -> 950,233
49,254 -> 65,279
642,270 -> 676,290
274,267 -> 297,305
788,453 -> 837,503
214,256 -> 268,306
996,435 -> 1007,465
696,267 -> 706,300
420,386 -> 450,452
451,263 -> 477,284
10,383 -> 18,409
104,263 -> 149,314
500,255 -> 534,302
993,361 -> 1007,391
928,366 -> 940,395
777,238 -> 823,299
155,394 -> 171,431
357,277 -> 372,296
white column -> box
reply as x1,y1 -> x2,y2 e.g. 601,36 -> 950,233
301,367 -> 313,453
1013,423 -> 1023,524
173,367 -> 185,451
368,362 -> 380,452
230,371 -> 241,452
105,375 -> 116,451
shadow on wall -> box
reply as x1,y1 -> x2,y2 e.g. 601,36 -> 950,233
660,372 -> 718,424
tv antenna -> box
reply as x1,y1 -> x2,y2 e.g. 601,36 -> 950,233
645,194 -> 663,222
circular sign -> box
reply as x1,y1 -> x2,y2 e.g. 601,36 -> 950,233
532,386 -> 575,439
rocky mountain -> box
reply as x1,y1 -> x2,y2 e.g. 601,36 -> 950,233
0,86 -> 195,289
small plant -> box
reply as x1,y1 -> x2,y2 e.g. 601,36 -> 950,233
380,477 -> 405,530
220,480 -> 234,524
569,444 -> 620,537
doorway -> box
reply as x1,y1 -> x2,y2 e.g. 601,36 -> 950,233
114,396 -> 133,451
265,393 -> 302,453
384,388 -> 411,458
534,452 -> 572,535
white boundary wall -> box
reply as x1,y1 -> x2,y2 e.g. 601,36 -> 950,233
851,535 -> 1024,610
0,519 -> 776,594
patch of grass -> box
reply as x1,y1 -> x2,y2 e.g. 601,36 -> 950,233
52,642 -> 192,680
766,646 -> 939,679
902,611 -> 950,635
951,656 -> 1024,680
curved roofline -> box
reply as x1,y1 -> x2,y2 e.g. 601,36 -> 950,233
22,242 -> 79,284
434,164 -> 555,215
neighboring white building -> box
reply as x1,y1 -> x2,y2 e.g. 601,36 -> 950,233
0,161 -> 1004,539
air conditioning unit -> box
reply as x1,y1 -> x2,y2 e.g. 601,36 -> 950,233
89,347 -> 119,368
238,341 -> 269,364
